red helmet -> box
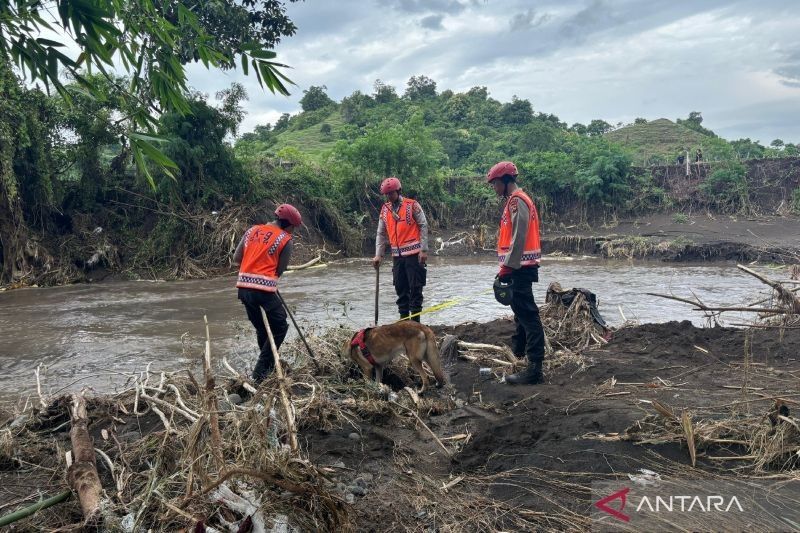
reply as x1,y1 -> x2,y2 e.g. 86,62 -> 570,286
274,203 -> 302,226
380,177 -> 402,194
487,161 -> 518,183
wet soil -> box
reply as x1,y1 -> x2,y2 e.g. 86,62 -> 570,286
304,318 -> 800,530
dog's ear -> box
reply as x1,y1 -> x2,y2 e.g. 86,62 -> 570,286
341,338 -> 355,360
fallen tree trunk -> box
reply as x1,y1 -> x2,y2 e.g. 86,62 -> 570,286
66,392 -> 102,524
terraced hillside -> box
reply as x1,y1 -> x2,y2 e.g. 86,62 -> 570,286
606,118 -> 710,165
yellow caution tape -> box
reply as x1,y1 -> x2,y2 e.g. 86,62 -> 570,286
397,288 -> 494,322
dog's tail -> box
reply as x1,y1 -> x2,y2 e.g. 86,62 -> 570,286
424,328 -> 447,387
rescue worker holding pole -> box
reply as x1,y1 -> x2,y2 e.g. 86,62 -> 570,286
372,177 -> 429,322
233,204 -> 302,383
488,162 -> 546,385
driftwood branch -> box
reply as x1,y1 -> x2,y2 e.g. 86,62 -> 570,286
204,316 -> 225,471
67,391 -> 102,524
737,264 -> 800,313
260,308 -> 299,453
287,255 -> 322,271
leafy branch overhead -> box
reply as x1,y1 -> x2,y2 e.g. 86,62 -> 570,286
0,0 -> 298,186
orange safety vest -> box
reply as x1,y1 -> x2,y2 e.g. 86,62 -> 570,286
381,197 -> 422,257
236,223 -> 291,292
497,189 -> 541,267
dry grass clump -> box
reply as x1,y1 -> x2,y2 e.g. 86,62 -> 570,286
625,400 -> 800,472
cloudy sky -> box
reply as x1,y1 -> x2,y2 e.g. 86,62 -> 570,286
186,0 -> 800,143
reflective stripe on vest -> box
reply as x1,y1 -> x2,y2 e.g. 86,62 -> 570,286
236,224 -> 291,292
382,198 -> 422,257
497,189 -> 541,267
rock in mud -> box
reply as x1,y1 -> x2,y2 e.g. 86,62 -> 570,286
348,432 -> 361,441
348,484 -> 367,496
228,393 -> 243,405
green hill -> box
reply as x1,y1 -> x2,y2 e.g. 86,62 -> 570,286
269,109 -> 345,158
605,118 -> 709,165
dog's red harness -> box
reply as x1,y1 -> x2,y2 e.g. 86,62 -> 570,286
350,328 -> 377,365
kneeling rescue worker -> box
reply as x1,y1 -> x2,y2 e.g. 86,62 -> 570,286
233,204 -> 302,383
372,177 -> 429,322
488,161 -> 546,385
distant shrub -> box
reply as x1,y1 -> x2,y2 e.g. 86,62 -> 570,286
791,187 -> 800,214
672,213 -> 689,224
699,162 -> 749,212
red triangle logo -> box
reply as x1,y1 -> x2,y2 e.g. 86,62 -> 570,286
595,487 -> 631,522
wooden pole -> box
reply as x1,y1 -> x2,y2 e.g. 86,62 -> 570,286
260,308 -> 299,453
685,150 -> 690,176
276,291 -> 320,371
374,266 -> 380,326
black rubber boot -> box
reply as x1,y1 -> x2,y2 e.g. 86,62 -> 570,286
506,360 -> 543,385
410,309 -> 422,323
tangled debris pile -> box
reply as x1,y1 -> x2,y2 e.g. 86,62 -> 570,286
0,279 -> 615,531
624,399 -> 800,472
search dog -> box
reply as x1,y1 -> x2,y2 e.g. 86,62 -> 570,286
344,321 -> 446,393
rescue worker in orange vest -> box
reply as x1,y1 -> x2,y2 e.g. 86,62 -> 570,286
372,177 -> 429,321
488,161 -> 546,385
233,204 -> 302,383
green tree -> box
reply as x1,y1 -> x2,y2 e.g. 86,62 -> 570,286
586,119 -> 612,136
634,117 -> 648,125
157,86 -> 249,206
0,61 -> 62,282
700,162 -> 749,212
770,139 -> 785,149
300,85 -> 334,112
569,123 -> 588,135
340,90 -> 374,125
373,79 -> 398,104
335,113 -> 446,184
500,96 -> 533,126
677,111 -> 716,137
0,0 -> 296,183
404,75 -> 437,101
274,113 -> 291,131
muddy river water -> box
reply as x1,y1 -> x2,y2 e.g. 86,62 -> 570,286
0,257 -> 775,401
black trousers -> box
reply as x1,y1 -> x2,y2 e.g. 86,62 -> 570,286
238,288 -> 289,382
508,267 -> 545,363
392,254 -> 426,320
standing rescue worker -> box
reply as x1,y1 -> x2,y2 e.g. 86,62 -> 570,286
372,177 -> 429,322
488,162 -> 546,385
233,204 -> 302,383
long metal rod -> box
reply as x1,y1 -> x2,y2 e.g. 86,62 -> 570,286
276,291 -> 320,371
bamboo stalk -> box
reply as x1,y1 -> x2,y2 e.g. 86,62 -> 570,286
0,491 -> 71,528
260,308 -> 298,453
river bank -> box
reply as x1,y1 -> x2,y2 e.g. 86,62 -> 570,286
3,204 -> 799,292
2,316 -> 799,530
